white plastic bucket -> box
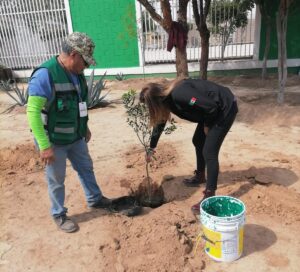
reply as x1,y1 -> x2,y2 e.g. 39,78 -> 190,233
200,196 -> 246,262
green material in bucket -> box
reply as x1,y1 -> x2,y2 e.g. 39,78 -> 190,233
202,196 -> 244,217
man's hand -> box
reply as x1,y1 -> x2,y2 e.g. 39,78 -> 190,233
146,148 -> 156,162
85,127 -> 91,143
40,147 -> 55,165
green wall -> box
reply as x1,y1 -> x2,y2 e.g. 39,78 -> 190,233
259,0 -> 300,60
68,0 -> 300,71
69,0 -> 139,68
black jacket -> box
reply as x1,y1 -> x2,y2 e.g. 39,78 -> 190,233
150,78 -> 236,148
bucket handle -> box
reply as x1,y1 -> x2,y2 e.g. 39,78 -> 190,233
193,232 -> 237,256
201,234 -> 220,245
193,232 -> 223,256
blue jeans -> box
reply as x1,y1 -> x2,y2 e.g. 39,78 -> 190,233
45,139 -> 102,217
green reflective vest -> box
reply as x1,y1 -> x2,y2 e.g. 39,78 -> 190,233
35,57 -> 88,145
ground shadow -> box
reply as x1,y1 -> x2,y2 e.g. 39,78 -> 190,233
88,100 -> 117,109
161,175 -> 203,202
219,166 -> 298,187
242,223 -> 277,258
71,208 -> 111,224
71,195 -> 148,223
218,166 -> 298,199
161,166 -> 298,202
228,182 -> 255,199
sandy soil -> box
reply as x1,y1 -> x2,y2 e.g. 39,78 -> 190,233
0,74 -> 300,272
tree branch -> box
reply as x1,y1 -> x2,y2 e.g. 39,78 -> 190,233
192,0 -> 200,27
160,0 -> 172,27
137,0 -> 164,27
204,0 -> 211,18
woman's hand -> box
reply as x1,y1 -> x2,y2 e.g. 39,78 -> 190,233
146,148 -> 156,162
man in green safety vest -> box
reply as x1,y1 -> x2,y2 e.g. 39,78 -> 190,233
27,32 -> 111,233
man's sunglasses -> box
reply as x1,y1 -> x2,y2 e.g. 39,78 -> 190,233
76,52 -> 89,68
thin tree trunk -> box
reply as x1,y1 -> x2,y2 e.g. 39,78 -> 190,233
221,21 -> 234,62
176,46 -> 189,77
200,26 -> 210,80
221,36 -> 225,61
276,7 -> 288,104
192,0 -> 211,80
176,0 -> 189,77
262,16 -> 271,80
145,161 -> 152,201
221,34 -> 229,61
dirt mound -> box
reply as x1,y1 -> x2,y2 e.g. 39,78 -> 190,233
111,208 -> 203,271
220,180 -> 300,225
236,96 -> 300,127
0,143 -> 43,175
119,143 -> 178,207
124,143 -> 178,172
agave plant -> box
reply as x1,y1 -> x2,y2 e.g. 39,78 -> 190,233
115,72 -> 126,81
87,69 -> 110,109
0,80 -> 28,113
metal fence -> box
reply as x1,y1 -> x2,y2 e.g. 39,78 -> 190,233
0,0 -> 256,70
0,0 -> 69,69
139,0 -> 256,64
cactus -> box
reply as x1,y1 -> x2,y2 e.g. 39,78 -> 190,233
87,69 -> 110,109
115,72 -> 126,81
0,80 -> 28,113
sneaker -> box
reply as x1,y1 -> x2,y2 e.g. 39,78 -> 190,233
183,170 -> 206,187
191,189 -> 215,215
90,196 -> 112,209
53,215 -> 79,233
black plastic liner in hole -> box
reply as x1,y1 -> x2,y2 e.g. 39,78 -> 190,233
109,196 -> 143,217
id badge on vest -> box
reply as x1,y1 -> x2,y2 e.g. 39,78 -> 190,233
79,102 -> 88,117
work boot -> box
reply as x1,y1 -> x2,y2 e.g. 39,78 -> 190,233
53,215 -> 79,233
90,196 -> 112,209
183,170 -> 206,187
191,189 -> 215,215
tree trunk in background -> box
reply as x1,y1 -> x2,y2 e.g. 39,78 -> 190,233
137,0 -> 189,78
276,0 -> 289,104
262,15 -> 271,80
192,0 -> 211,80
200,25 -> 210,80
176,0 -> 189,77
175,47 -> 189,77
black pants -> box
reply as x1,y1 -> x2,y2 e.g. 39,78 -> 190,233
192,102 -> 238,191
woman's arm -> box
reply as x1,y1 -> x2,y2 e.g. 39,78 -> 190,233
149,122 -> 166,149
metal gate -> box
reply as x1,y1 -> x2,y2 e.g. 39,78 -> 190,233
0,0 -> 69,69
139,0 -> 256,64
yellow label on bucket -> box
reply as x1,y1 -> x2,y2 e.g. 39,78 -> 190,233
203,226 -> 222,258
239,227 -> 244,255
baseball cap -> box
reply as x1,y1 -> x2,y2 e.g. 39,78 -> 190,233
65,32 -> 96,66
